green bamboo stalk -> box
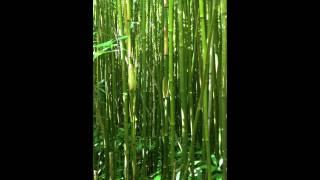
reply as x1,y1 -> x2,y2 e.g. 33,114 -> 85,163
112,3 -> 121,173
178,0 -> 188,178
95,87 -> 109,179
129,82 -> 137,180
187,5 -> 200,177
151,6 -> 159,175
155,1 -> 162,175
208,51 -> 214,155
140,0 -> 147,178
125,0 -> 137,178
162,0 -> 169,178
125,0 -> 138,179
111,42 -> 117,180
158,2 -> 166,175
168,0 -> 176,178
208,0 -> 218,160
105,67 -> 112,180
211,0 -> 221,160
99,0 -> 111,178
220,0 -> 227,179
114,0 -> 122,177
184,0 -> 192,121
147,1 -> 152,175
125,0 -> 132,63
109,152 -> 114,180
119,0 -> 130,179
93,130 -> 97,179
198,0 -> 212,178
150,1 -> 157,172
188,3 -> 199,140
152,62 -> 156,172
122,71 -> 130,180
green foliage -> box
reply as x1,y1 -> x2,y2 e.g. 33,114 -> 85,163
93,0 -> 227,179
153,175 -> 161,180
187,153 -> 222,179
93,36 -> 128,61
149,170 -> 161,180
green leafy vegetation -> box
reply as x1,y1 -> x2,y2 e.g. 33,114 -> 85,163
93,0 -> 227,179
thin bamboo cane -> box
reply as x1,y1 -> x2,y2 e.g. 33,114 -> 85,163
168,0 -> 176,178
120,0 -> 130,179
220,0 -> 227,179
178,0 -> 188,178
162,0 -> 169,178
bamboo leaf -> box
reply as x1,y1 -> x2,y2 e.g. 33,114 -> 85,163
211,154 -> 218,166
154,175 -> 161,180
213,173 -> 222,180
116,35 -> 128,41
93,51 -> 105,60
94,40 -> 114,48
218,158 -> 223,167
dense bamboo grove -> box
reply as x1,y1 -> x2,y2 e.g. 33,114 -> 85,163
93,0 -> 227,179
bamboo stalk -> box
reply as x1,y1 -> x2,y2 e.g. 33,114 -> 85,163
198,0 -> 212,178
178,0 -> 188,178
220,0 -> 227,179
168,0 -> 176,178
162,0 -> 169,178
120,0 -> 130,179
140,0 -> 147,178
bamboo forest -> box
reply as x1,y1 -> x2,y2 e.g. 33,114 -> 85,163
93,0 -> 227,179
